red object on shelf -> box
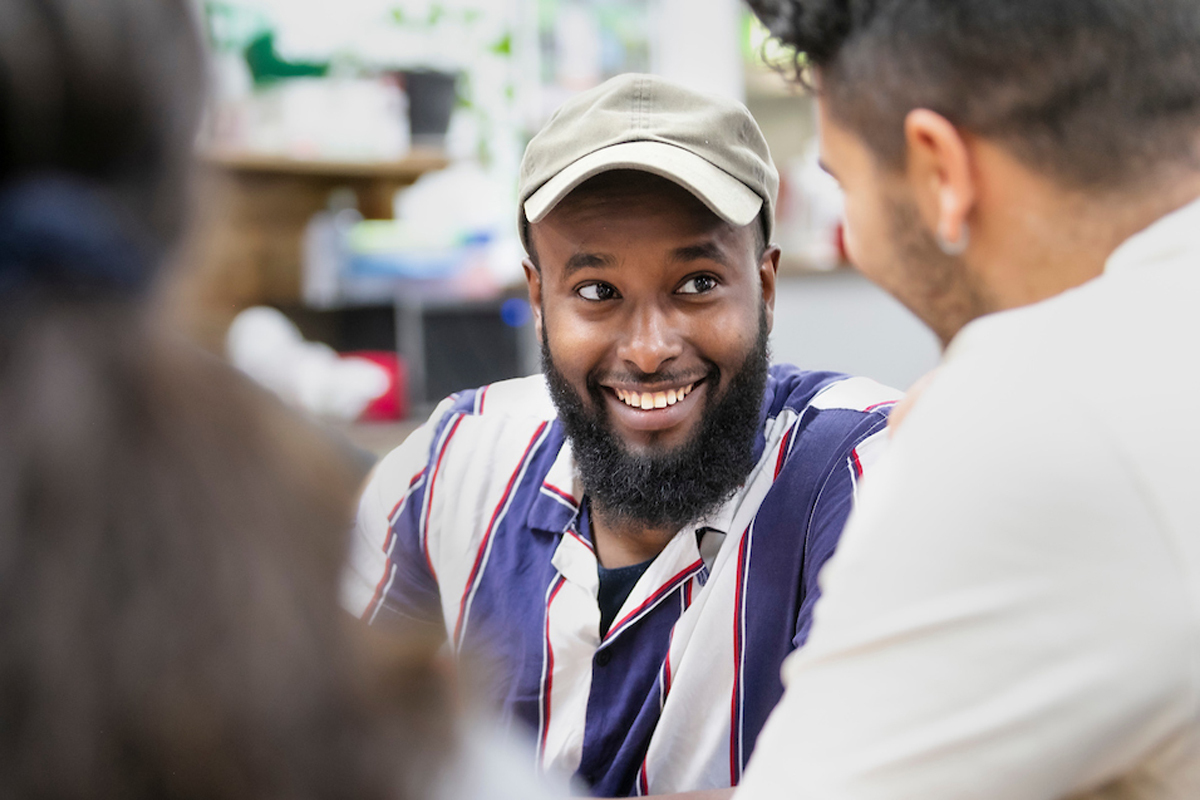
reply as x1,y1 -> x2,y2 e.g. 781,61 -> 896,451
345,350 -> 408,421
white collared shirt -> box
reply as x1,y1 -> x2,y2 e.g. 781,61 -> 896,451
737,196 -> 1200,800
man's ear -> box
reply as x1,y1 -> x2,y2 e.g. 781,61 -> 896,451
904,109 -> 976,252
523,257 -> 544,341
759,245 -> 781,333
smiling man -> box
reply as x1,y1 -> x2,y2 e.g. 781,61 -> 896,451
342,73 -> 898,797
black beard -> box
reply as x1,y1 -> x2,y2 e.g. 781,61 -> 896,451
541,312 -> 769,532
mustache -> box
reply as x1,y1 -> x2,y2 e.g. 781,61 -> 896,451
587,365 -> 716,391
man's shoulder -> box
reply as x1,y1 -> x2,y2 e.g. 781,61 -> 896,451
371,375 -> 561,492
415,374 -> 560,451
438,374 -> 558,421
766,363 -> 902,421
758,366 -> 898,493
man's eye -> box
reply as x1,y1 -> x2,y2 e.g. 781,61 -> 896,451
677,275 -> 718,295
578,282 -> 619,301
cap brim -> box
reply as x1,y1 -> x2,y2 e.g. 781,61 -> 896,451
523,140 -> 763,228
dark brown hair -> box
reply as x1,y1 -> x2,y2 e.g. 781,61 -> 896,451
0,1 -> 452,796
0,0 -> 206,255
0,302 -> 452,799
748,0 -> 1200,190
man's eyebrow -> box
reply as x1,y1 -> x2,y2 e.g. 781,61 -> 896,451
671,240 -> 731,267
563,251 -> 616,275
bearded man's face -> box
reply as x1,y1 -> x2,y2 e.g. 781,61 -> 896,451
525,172 -> 777,530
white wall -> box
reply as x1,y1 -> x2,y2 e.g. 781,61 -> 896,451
652,0 -> 745,100
770,271 -> 941,391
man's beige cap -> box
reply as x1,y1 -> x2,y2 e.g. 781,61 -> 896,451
518,73 -> 779,252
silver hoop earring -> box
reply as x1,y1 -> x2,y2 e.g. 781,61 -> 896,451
936,223 -> 970,257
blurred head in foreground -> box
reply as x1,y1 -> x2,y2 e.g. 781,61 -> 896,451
748,0 -> 1200,345
0,2 -> 449,797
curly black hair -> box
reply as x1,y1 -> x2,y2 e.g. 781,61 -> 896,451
745,0 -> 857,69
746,0 -> 1200,190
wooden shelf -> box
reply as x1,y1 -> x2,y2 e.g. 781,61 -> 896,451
202,149 -> 450,181
170,150 -> 453,352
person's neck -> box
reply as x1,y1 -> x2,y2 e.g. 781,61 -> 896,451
589,503 -> 678,569
971,162 -> 1200,316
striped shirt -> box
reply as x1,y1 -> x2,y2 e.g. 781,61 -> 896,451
343,365 -> 898,796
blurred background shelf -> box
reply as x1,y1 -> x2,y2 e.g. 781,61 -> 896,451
204,149 -> 451,183
167,0 -> 941,433
176,150 -> 451,350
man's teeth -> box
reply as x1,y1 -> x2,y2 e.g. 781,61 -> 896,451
615,384 -> 695,409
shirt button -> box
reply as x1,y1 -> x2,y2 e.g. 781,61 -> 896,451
595,649 -> 612,667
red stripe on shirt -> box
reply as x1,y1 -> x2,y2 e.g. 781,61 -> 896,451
663,641 -> 675,698
539,575 -> 567,763
729,530 -> 750,784
604,559 -> 704,643
422,415 -> 466,580
364,468 -> 429,622
850,448 -> 864,478
541,481 -> 578,506
383,468 -> 427,552
773,428 -> 795,479
639,627 -> 676,796
567,528 -> 594,552
453,421 -> 549,646
361,564 -> 394,622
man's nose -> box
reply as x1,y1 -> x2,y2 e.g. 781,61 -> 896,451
617,303 -> 683,376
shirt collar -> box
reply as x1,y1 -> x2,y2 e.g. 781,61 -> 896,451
689,493 -> 739,537
526,428 -> 581,535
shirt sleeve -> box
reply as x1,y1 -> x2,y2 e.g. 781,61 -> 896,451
737,375 -> 1198,800
793,415 -> 891,649
341,395 -> 459,628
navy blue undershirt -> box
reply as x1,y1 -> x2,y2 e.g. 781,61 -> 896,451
597,558 -> 654,637
583,499 -> 655,637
